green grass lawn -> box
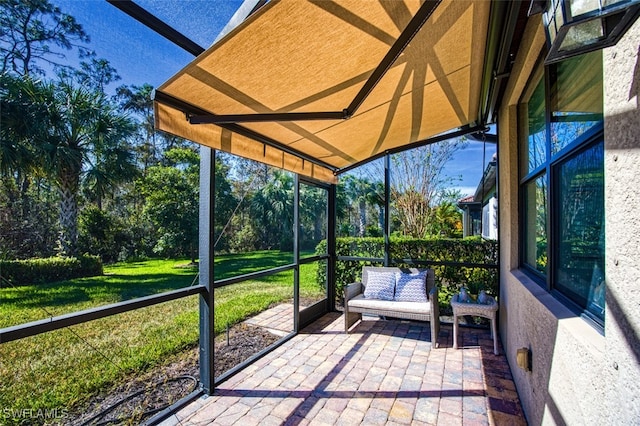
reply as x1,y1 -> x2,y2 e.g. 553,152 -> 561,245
0,252 -> 324,424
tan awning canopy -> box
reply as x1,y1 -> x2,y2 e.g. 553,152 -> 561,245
154,0 -> 492,183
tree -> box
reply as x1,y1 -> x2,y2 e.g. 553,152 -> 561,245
2,76 -> 135,256
429,200 -> 463,238
1,74 -> 59,257
77,205 -> 123,263
82,132 -> 138,211
0,0 -> 89,76
117,83 -> 158,171
343,175 -> 379,237
26,78 -> 134,255
250,170 -> 294,250
117,83 -> 191,173
367,180 -> 385,235
0,171 -> 59,259
0,74 -> 47,177
58,51 -> 121,93
335,179 -> 352,236
212,152 -> 238,251
0,1 -> 130,258
391,139 -> 467,238
300,184 -> 327,250
141,147 -> 200,263
59,56 -> 135,212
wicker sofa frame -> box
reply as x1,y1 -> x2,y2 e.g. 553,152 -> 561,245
344,266 -> 440,348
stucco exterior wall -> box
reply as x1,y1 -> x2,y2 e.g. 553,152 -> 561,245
603,17 -> 640,424
498,16 -> 640,426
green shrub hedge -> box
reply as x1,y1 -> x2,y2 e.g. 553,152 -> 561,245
316,236 -> 498,307
0,255 -> 103,287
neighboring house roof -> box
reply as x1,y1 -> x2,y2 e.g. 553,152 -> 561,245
458,153 -> 497,208
458,195 -> 476,204
457,194 -> 481,209
474,159 -> 497,202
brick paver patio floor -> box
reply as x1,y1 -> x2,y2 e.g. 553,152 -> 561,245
244,304 -> 296,336
159,312 -> 526,425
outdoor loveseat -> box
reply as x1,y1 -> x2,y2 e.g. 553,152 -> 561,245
344,266 -> 440,347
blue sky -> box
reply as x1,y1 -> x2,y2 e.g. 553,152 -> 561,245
50,0 -> 495,197
52,0 -> 244,90
449,140 -> 497,197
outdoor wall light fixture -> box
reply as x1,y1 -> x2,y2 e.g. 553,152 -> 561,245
516,347 -> 532,372
529,0 -> 640,64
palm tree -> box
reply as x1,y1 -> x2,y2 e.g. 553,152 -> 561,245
23,78 -> 134,255
300,184 -> 327,249
117,83 -> 189,172
367,180 -> 385,235
82,129 -> 138,210
344,175 -> 376,237
1,74 -> 49,202
430,201 -> 462,237
251,170 -> 293,250
0,74 -> 56,257
117,84 -> 158,171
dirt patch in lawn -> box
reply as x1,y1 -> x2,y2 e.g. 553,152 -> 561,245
72,323 -> 280,425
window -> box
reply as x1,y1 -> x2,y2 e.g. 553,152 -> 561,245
519,51 -> 605,326
521,68 -> 547,175
523,175 -> 547,275
482,197 -> 498,240
555,143 -> 605,319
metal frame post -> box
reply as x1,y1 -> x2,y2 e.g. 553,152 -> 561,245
293,174 -> 300,332
327,183 -> 337,310
384,154 -> 391,266
198,147 -> 216,394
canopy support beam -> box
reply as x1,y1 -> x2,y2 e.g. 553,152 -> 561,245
345,0 -> 441,116
189,111 -> 348,124
154,90 -> 340,173
182,0 -> 442,126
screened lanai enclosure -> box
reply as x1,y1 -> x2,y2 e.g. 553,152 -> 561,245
3,0 -> 637,422
0,0 -> 526,423
146,0 -> 515,397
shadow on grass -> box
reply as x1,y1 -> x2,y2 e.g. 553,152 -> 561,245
2,270 -> 198,311
2,251 -> 312,322
214,250 -> 295,281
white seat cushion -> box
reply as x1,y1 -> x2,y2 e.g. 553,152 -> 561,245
348,294 -> 430,315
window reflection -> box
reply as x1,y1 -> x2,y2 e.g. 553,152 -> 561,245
518,51 -> 605,328
556,142 -> 605,320
524,175 -> 547,275
550,51 -> 603,155
522,77 -> 547,175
